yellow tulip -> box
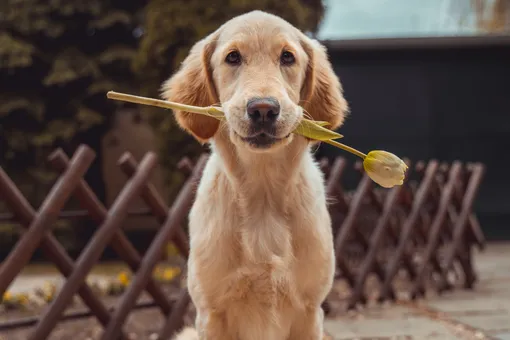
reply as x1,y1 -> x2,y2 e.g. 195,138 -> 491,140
293,119 -> 343,141
106,91 -> 408,188
363,151 -> 408,188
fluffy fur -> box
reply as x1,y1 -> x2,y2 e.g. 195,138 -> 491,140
164,11 -> 348,340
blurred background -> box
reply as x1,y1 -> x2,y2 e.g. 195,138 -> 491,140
0,0 -> 509,260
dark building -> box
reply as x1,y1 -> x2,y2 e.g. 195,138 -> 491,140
317,35 -> 510,240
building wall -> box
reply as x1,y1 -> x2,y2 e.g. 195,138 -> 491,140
322,42 -> 510,239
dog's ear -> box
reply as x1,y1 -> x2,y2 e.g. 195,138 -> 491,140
161,33 -> 220,142
299,36 -> 349,131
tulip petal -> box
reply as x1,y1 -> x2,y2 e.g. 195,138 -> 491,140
363,150 -> 408,188
294,119 -> 343,141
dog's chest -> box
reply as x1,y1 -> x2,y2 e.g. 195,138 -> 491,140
191,200 -> 328,308
188,161 -> 333,312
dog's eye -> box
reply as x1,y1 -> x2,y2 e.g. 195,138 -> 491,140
280,51 -> 295,66
225,51 -> 242,65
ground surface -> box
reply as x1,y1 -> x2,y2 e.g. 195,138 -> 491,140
324,242 -> 510,340
1,243 -> 509,339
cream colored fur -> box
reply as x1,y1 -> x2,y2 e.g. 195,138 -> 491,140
164,11 -> 348,340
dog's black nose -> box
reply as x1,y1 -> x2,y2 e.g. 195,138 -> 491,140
246,97 -> 280,123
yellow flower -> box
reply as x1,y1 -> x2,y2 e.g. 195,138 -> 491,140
363,150 -> 408,188
106,91 -> 408,188
2,291 -> 12,302
117,272 -> 130,286
162,267 -> 181,281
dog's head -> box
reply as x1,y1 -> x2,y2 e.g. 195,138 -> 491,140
162,11 -> 348,153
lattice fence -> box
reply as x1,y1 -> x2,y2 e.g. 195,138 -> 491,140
320,157 -> 485,311
0,144 -> 485,339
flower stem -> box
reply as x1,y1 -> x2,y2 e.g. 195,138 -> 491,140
107,91 -> 213,115
323,139 -> 367,159
107,91 -> 368,159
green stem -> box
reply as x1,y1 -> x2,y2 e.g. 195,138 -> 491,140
323,139 -> 367,159
107,91 -> 214,115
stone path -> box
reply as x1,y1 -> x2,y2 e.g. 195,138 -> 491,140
324,242 -> 510,340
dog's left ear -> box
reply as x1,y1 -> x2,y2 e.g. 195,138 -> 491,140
299,36 -> 349,131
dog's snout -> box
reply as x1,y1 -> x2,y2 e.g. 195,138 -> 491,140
246,97 -> 280,123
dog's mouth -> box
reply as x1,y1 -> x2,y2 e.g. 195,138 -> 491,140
237,132 -> 292,149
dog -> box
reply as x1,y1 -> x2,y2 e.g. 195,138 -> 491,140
164,10 -> 348,340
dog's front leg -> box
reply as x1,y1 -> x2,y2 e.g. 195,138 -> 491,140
288,307 -> 324,340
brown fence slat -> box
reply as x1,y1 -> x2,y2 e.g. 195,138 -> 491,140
121,155 -> 192,259
349,181 -> 405,308
441,163 -> 485,289
28,152 -> 158,340
100,154 -> 208,340
424,166 -> 456,279
0,167 -> 128,339
158,289 -> 193,340
379,160 -> 439,301
334,174 -> 373,286
48,149 -> 174,315
342,168 -> 391,290
410,161 -> 463,299
0,145 -> 96,297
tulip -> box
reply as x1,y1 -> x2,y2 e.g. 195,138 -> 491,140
362,150 -> 408,188
106,91 -> 407,187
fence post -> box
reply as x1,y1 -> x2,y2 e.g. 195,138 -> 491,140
411,161 -> 462,299
0,146 -> 96,297
28,152 -> 158,340
101,154 -> 208,340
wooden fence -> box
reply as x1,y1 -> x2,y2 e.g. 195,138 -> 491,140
0,144 -> 485,339
320,157 -> 485,311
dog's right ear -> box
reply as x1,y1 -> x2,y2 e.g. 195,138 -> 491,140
161,33 -> 220,143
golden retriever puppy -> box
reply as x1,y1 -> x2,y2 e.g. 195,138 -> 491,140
164,10 -> 348,340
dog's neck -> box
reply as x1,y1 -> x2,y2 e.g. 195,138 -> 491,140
210,132 -> 313,263
211,132 -> 310,203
